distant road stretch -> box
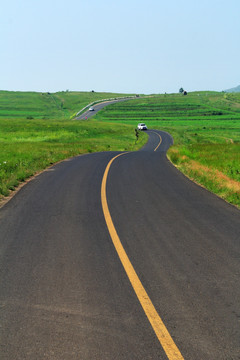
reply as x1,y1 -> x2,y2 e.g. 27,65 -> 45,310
75,98 -> 131,120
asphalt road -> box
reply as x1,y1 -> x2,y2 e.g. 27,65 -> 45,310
0,130 -> 240,359
75,98 -> 132,120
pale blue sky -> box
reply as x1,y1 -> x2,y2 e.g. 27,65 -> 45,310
1,0 -> 239,94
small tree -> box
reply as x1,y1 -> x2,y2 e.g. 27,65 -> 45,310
135,128 -> 139,144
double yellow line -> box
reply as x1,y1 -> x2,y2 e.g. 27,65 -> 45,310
101,153 -> 184,360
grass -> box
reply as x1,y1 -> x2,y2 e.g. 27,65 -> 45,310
0,91 -> 146,199
0,90 -> 135,120
168,145 -> 240,206
96,91 -> 240,208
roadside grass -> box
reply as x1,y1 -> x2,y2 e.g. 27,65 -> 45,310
168,144 -> 240,206
0,118 -> 146,198
96,92 -> 240,208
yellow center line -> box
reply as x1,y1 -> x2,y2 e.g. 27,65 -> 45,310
101,153 -> 184,360
152,131 -> 162,151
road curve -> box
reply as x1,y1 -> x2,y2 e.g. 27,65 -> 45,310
0,131 -> 239,359
75,98 -> 132,120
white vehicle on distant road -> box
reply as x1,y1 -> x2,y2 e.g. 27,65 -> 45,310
137,123 -> 148,130
89,107 -> 95,111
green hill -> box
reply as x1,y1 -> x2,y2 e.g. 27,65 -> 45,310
0,90 -> 134,120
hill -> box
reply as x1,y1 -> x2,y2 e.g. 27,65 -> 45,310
0,90 -> 134,120
224,85 -> 240,93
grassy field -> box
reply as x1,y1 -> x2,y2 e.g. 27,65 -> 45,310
96,92 -> 240,207
0,91 -> 146,199
0,90 -> 134,120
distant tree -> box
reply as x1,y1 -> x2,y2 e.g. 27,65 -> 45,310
179,87 -> 184,93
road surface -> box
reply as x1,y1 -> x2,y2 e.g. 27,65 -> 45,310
75,98 -> 132,120
0,130 -> 239,359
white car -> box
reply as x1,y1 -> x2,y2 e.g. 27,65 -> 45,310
89,107 -> 95,111
137,123 -> 148,131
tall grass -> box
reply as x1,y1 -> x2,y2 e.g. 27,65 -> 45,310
168,144 -> 240,206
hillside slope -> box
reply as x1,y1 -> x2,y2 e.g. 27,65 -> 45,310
0,90 -> 134,120
224,84 -> 240,93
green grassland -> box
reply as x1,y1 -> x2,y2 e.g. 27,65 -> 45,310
0,90 -> 133,120
0,91 -> 146,199
96,92 -> 240,207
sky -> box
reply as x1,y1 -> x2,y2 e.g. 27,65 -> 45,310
1,0 -> 240,94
